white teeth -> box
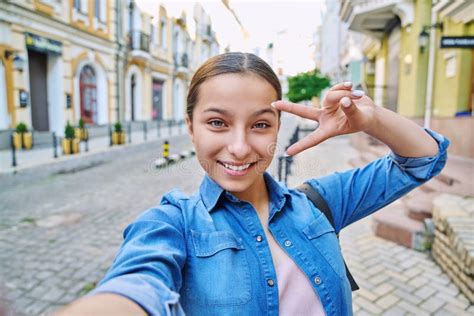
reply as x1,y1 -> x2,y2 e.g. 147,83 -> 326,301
223,163 -> 251,171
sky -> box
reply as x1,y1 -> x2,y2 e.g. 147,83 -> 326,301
135,0 -> 325,75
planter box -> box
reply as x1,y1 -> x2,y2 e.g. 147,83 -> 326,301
12,132 -> 33,150
112,131 -> 126,145
74,128 -> 89,141
62,138 -> 80,155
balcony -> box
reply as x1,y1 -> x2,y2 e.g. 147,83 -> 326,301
174,53 -> 189,68
173,53 -> 190,77
340,0 -> 414,39
128,31 -> 150,52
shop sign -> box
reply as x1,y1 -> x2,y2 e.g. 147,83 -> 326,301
25,32 -> 62,55
441,36 -> 474,49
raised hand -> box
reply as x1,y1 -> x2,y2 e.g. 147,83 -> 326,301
272,82 -> 378,156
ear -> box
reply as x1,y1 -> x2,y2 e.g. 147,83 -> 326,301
186,115 -> 194,142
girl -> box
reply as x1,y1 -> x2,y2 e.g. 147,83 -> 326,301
57,52 -> 448,315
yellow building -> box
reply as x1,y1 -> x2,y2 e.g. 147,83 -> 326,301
123,2 -> 174,122
340,0 -> 473,158
0,0 -> 220,149
0,0 -> 118,136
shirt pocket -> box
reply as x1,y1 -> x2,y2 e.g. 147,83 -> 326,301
184,229 -> 251,306
302,213 -> 347,279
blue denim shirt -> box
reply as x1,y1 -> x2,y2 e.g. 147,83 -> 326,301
92,129 -> 448,316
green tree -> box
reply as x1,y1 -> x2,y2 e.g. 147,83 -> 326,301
286,69 -> 331,103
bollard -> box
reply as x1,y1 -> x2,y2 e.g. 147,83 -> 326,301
162,140 -> 169,161
53,132 -> 58,158
284,156 -> 293,185
109,125 -> 113,147
127,122 -> 132,143
85,131 -> 89,152
143,121 -> 147,141
10,133 -> 17,167
277,156 -> 283,182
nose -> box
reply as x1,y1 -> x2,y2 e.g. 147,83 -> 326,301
227,129 -> 251,159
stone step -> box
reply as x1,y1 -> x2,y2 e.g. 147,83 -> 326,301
372,200 -> 425,250
403,189 -> 438,222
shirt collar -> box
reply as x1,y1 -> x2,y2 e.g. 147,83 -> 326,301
199,172 -> 291,215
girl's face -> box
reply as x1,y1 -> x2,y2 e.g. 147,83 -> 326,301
187,73 -> 280,196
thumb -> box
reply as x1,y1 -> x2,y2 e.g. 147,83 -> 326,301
340,97 -> 362,119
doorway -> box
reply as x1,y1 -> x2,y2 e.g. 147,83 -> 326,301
79,65 -> 98,124
386,22 -> 401,112
152,79 -> 163,120
28,49 -> 49,131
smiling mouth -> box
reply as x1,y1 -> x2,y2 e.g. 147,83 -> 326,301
217,161 -> 257,171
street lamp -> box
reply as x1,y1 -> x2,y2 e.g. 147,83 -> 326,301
418,28 -> 430,53
419,23 -> 443,53
13,56 -> 25,72
4,51 -> 25,72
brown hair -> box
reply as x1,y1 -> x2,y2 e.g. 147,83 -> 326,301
186,52 -> 282,120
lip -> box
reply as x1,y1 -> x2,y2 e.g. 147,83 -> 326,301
217,160 -> 257,177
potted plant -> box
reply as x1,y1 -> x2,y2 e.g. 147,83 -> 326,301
74,118 -> 89,141
12,122 -> 33,150
112,122 -> 126,145
62,121 -> 80,155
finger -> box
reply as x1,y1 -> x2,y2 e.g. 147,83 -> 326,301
340,96 -> 364,121
329,81 -> 353,92
272,101 -> 321,121
324,90 -> 365,107
285,129 -> 329,156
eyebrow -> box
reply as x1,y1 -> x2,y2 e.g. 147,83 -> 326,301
203,107 -> 277,117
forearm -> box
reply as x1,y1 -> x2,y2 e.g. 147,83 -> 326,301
366,106 -> 439,158
54,293 -> 147,316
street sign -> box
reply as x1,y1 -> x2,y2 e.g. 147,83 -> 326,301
440,36 -> 474,49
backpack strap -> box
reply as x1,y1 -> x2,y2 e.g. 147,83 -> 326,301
297,183 -> 360,292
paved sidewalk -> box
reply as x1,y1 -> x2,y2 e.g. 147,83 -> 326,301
0,123 -> 186,173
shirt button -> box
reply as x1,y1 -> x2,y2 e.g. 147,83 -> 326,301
314,276 -> 322,285
284,240 -> 292,247
256,235 -> 263,242
267,279 -> 275,287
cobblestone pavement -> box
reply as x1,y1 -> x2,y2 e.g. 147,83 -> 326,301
1,115 -> 472,315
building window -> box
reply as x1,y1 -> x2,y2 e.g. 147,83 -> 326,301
80,0 -> 88,13
95,0 -> 100,19
150,24 -> 155,45
94,0 -> 106,22
160,19 -> 166,48
73,0 -> 80,11
79,65 -> 98,124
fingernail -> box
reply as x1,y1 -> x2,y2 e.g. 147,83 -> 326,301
351,90 -> 365,97
271,102 -> 277,108
343,81 -> 352,87
283,151 -> 291,157
341,97 -> 351,108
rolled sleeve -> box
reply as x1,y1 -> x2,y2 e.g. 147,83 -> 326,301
389,128 -> 449,181
91,274 -> 184,316
90,204 -> 187,316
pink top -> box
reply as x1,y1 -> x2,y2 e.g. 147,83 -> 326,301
265,227 -> 326,316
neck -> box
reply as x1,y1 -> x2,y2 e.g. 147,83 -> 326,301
232,175 -> 268,210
